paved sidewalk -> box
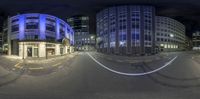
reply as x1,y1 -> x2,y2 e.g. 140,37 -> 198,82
0,52 -> 78,64
0,65 -> 22,87
23,52 -> 78,63
0,52 -> 78,76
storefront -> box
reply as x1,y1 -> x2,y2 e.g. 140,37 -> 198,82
18,41 -> 73,58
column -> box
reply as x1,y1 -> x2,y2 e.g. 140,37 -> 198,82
127,6 -> 131,55
7,17 -> 11,55
39,14 -> 46,40
55,44 -> 60,55
39,42 -> 46,57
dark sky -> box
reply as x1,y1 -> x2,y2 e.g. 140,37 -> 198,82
1,0 -> 200,37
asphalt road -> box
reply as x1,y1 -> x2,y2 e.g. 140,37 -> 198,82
0,51 -> 200,99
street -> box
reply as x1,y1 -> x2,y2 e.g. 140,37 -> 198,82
0,51 -> 200,99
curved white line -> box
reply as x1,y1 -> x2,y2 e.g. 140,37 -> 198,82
87,52 -> 177,76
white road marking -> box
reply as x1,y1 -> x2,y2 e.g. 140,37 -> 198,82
29,67 -> 44,70
87,52 -> 177,76
52,62 -> 62,67
58,65 -> 63,69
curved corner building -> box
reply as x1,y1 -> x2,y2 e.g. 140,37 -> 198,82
7,13 -> 74,58
155,16 -> 186,51
96,5 -> 156,55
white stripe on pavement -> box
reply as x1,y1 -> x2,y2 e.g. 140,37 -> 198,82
87,52 -> 177,76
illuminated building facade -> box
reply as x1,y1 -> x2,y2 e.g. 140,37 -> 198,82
67,16 -> 96,51
192,31 -> 200,50
96,5 -> 155,55
6,13 -> 74,58
155,16 -> 186,52
0,31 -> 2,53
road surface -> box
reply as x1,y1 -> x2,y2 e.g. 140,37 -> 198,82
0,51 -> 200,99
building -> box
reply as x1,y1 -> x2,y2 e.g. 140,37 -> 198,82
185,36 -> 192,50
155,16 -> 186,52
67,15 -> 95,51
0,31 -> 2,53
96,5 -> 156,55
192,31 -> 200,50
5,13 -> 74,58
2,22 -> 8,54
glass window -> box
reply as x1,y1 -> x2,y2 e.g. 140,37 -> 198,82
11,25 -> 19,32
26,22 -> 38,29
46,24 -> 55,32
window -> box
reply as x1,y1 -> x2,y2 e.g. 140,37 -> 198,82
26,17 -> 39,20
25,35 -> 38,40
132,33 -> 140,40
46,24 -> 55,32
26,22 -> 38,29
12,19 -> 19,23
46,18 -> 56,23
11,25 -> 19,32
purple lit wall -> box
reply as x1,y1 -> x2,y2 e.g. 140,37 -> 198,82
19,15 -> 25,40
56,19 -> 60,40
10,13 -> 74,43
39,14 -> 46,40
72,31 -> 74,45
64,24 -> 68,38
70,30 -> 74,45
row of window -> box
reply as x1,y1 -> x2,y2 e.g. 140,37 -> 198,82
11,24 -> 69,32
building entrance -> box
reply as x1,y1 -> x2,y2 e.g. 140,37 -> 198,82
27,47 -> 32,57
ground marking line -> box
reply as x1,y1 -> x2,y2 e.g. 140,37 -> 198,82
29,67 -> 44,70
14,62 -> 23,68
87,52 -> 177,76
52,62 -> 62,67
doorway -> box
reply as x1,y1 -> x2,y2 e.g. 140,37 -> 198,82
27,47 -> 32,57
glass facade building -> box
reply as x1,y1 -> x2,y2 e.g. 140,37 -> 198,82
0,31 -> 2,52
155,16 -> 186,52
6,13 -> 74,58
67,16 -> 96,51
193,31 -> 200,50
96,5 -> 155,55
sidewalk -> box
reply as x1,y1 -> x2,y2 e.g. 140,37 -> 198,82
0,65 -> 21,87
193,54 -> 200,64
0,52 -> 78,76
0,52 -> 78,64
24,52 -> 78,64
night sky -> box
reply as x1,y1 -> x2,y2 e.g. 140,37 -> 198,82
1,0 -> 200,37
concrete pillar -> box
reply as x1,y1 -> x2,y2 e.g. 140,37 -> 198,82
55,44 -> 60,55
7,17 -> 11,55
140,7 -> 145,55
64,46 -> 68,54
115,7 -> 119,54
18,42 -> 23,58
39,42 -> 46,57
127,6 -> 131,55
69,46 -> 71,53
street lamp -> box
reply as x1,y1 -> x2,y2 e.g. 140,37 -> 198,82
170,34 -> 174,38
90,35 -> 94,39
